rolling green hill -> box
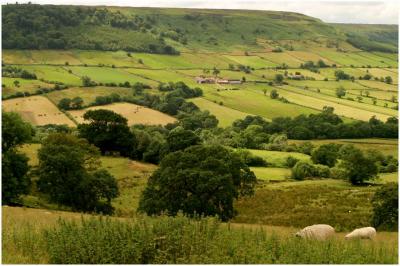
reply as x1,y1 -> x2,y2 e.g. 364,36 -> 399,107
3,4 -> 397,53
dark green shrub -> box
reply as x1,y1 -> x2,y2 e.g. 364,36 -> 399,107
291,161 -> 315,180
286,156 -> 299,168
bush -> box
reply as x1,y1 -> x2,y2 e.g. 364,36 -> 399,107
314,164 -> 331,178
291,161 -> 315,180
236,150 -> 267,167
286,156 -> 299,168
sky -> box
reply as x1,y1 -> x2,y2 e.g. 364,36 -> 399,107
9,0 -> 400,24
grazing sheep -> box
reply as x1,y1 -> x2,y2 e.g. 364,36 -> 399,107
295,224 -> 335,240
345,227 -> 376,240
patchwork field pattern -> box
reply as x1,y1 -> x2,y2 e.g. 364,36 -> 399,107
68,102 -> 177,126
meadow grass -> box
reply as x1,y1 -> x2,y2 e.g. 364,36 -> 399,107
234,179 -> 376,231
2,207 -> 398,264
250,167 -> 291,181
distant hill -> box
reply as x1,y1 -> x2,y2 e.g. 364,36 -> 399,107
331,23 -> 398,53
2,4 -> 398,53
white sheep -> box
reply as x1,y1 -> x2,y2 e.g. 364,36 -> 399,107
345,227 -> 376,240
295,224 -> 335,240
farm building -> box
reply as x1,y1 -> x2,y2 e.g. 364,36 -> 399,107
195,77 -> 215,84
195,77 -> 242,84
288,74 -> 304,80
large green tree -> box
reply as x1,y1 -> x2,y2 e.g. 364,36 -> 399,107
78,109 -> 136,157
138,145 -> 257,221
37,133 -> 119,213
2,112 -> 34,205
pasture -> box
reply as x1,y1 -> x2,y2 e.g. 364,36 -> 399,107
2,77 -> 52,98
68,102 -> 177,126
2,96 -> 75,126
246,149 -> 311,167
250,167 -> 291,181
189,97 -> 250,127
202,86 -> 318,120
46,86 -> 133,106
65,66 -> 159,87
16,65 -> 82,86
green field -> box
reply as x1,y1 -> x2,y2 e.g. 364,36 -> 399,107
250,167 -> 291,181
189,97 -> 250,127
247,149 -> 311,167
16,65 -> 82,85
65,66 -> 159,86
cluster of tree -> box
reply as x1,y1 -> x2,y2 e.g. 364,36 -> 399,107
291,144 -> 379,185
2,111 -> 119,213
359,75 -> 393,84
334,70 -> 354,81
3,4 -> 179,54
37,133 -> 119,214
291,142 -> 397,184
58,97 -> 84,110
157,81 -> 203,97
300,60 -> 329,72
91,93 -> 122,106
231,107 -> 397,140
76,107 -> 218,165
131,82 -> 204,116
2,66 -> 37,79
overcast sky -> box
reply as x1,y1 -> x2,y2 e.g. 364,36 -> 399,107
9,0 -> 400,24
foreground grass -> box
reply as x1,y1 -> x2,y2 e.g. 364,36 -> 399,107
2,207 -> 397,264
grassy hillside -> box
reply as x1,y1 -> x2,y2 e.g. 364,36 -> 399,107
3,4 -> 397,54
